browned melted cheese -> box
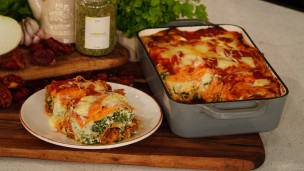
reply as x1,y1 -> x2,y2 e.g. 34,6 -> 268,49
141,26 -> 286,103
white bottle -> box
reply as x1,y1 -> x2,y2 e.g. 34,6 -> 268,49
28,0 -> 75,44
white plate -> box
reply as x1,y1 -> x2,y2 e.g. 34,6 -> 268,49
20,82 -> 162,149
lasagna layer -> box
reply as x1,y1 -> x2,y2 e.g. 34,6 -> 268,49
141,26 -> 285,103
44,76 -> 139,144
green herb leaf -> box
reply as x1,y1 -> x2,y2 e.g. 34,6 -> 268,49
151,0 -> 160,7
180,2 -> 195,18
0,0 -> 33,21
195,5 -> 208,21
117,0 -> 208,38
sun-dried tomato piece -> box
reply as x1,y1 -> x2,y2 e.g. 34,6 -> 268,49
29,37 -> 74,66
44,37 -> 74,55
26,79 -> 49,93
95,72 -> 108,81
0,83 -> 12,108
108,76 -> 134,86
76,71 -> 95,80
0,50 -> 25,70
108,71 -> 135,86
2,74 -> 26,89
12,88 -> 30,106
31,48 -> 55,66
30,42 -> 44,52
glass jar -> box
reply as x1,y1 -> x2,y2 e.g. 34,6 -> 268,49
75,0 -> 117,56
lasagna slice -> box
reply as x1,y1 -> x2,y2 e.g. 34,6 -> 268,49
44,76 -> 139,144
141,26 -> 286,103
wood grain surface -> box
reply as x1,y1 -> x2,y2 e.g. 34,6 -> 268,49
0,62 -> 265,171
0,43 -> 129,80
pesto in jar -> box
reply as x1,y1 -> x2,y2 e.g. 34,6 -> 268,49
75,0 -> 117,56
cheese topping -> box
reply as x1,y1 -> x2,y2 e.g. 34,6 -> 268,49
217,59 -> 238,69
141,26 -> 284,103
74,96 -> 98,117
101,92 -> 128,107
240,57 -> 255,68
253,79 -> 270,87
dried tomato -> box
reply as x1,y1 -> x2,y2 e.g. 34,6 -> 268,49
30,42 -> 44,52
2,74 -> 26,89
0,83 -> 12,108
12,88 -> 30,106
31,48 -> 55,66
30,37 -> 74,66
94,72 -> 108,81
43,37 -> 74,55
0,49 -> 25,70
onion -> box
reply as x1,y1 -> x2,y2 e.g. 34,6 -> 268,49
0,15 -> 23,56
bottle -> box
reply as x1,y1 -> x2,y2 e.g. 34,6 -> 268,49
75,0 -> 117,56
28,0 -> 75,44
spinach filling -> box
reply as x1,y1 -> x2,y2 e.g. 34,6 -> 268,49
73,107 -> 135,145
160,71 -> 169,80
78,107 -> 135,144
92,107 -> 134,133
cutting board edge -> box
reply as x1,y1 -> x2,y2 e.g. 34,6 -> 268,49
0,147 -> 259,171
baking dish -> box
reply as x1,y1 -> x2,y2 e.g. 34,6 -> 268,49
137,21 -> 289,138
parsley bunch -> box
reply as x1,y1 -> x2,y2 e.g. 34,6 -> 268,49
117,0 -> 208,38
0,0 -> 33,21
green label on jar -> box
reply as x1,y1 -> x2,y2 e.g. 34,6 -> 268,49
85,16 -> 110,49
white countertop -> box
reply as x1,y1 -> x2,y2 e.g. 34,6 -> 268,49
1,0 -> 304,170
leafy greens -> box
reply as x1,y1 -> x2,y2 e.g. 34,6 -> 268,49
117,0 -> 208,38
0,0 -> 33,21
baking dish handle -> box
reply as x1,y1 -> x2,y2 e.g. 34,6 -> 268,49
198,101 -> 268,119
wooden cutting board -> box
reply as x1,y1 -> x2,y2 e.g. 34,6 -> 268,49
0,62 -> 265,171
0,43 -> 129,80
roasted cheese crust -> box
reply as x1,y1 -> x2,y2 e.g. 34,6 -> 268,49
44,76 -> 139,144
141,26 -> 286,103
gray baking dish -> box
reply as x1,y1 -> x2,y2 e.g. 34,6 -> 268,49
137,21 -> 289,138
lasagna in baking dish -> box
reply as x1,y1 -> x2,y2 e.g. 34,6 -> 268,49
140,26 -> 286,103
44,76 -> 139,144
